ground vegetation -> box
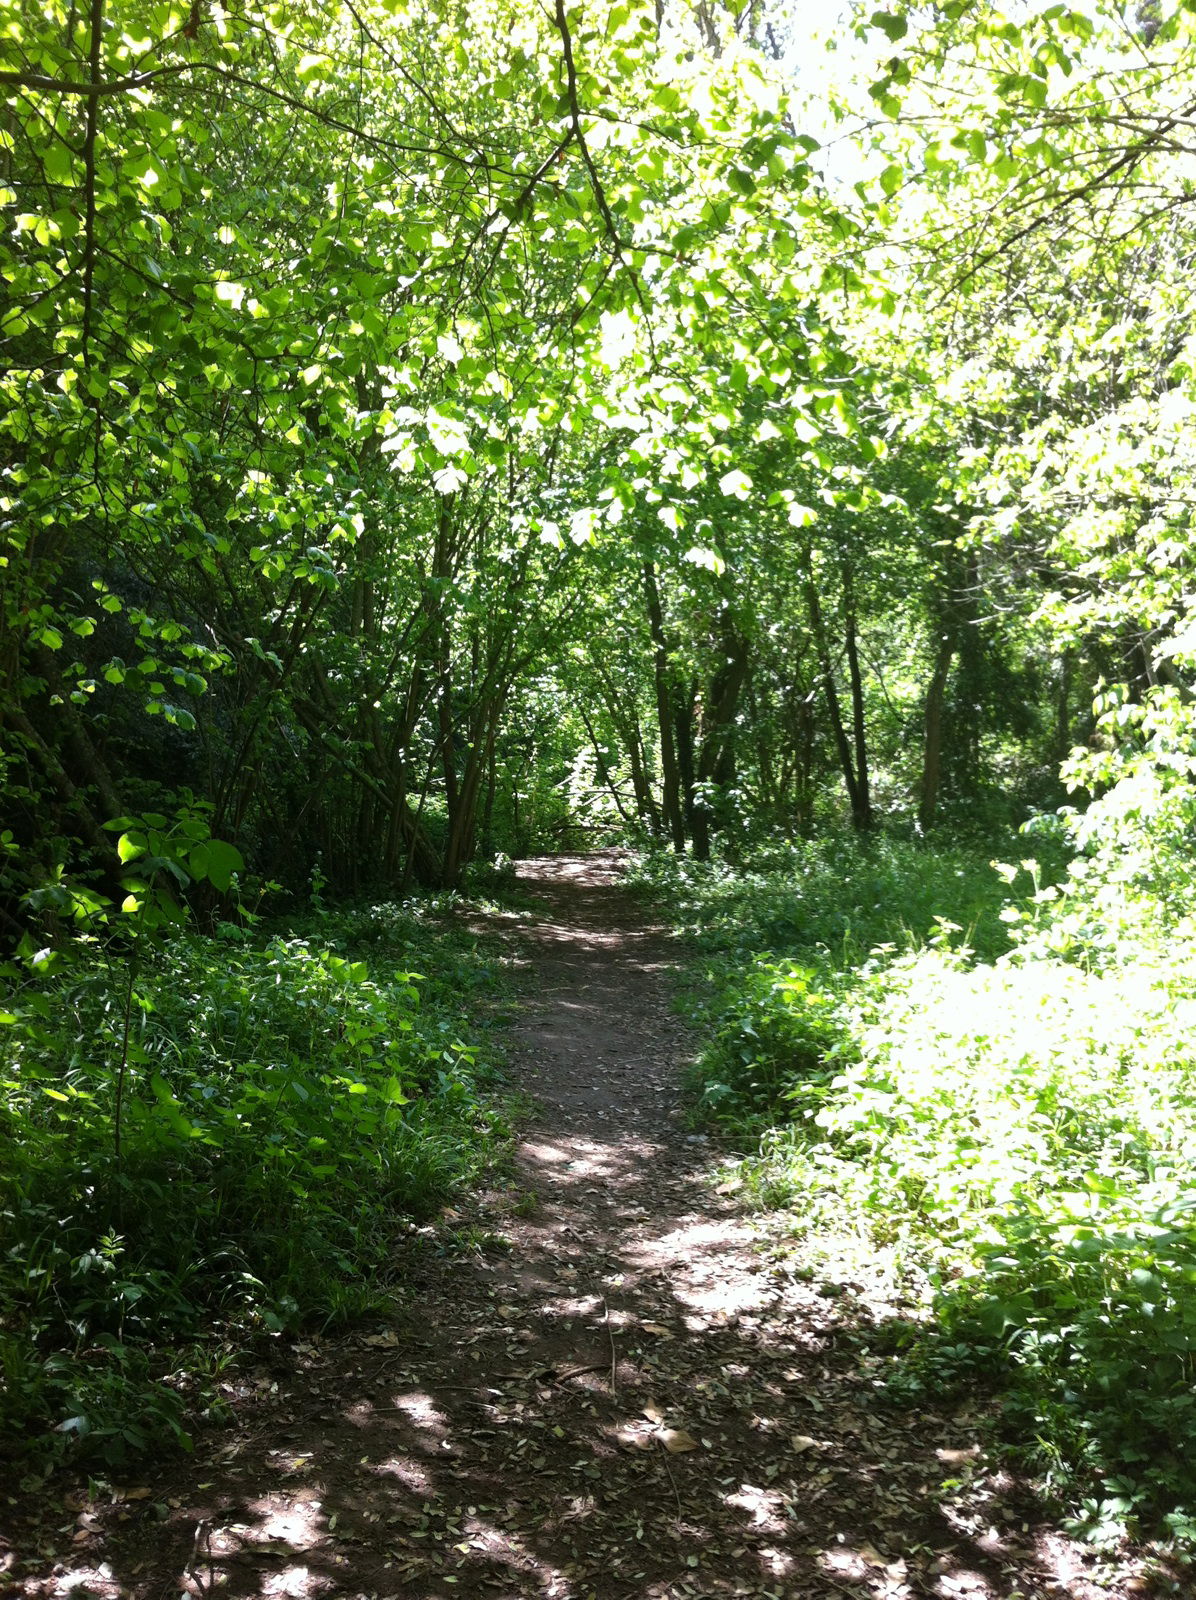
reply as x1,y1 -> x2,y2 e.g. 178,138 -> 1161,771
3,0 -> 1196,1569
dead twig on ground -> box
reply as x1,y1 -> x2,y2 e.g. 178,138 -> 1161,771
603,1297 -> 618,1396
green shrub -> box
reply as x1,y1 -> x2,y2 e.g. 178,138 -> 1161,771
687,958 -> 858,1132
0,908 -> 509,1469
633,831 -> 1023,965
664,821 -> 1196,1540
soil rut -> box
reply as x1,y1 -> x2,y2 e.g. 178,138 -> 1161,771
5,854 -> 1127,1600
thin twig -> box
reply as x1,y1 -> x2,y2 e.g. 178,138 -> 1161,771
79,0 -> 102,371
552,0 -> 657,360
603,1297 -> 618,1396
661,1450 -> 684,1515
552,1361 -> 610,1385
185,1519 -> 213,1598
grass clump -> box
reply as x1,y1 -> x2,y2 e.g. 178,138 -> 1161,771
0,898 -> 509,1472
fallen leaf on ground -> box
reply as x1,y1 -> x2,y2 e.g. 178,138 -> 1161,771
614,1424 -> 654,1451
660,1428 -> 699,1454
790,1435 -> 820,1453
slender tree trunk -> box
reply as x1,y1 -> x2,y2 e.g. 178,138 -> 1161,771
627,717 -> 658,833
919,628 -> 955,833
805,577 -> 865,827
479,727 -> 498,857
579,704 -> 635,826
692,618 -> 750,860
842,577 -> 873,831
673,677 -> 698,851
793,692 -> 815,835
1054,648 -> 1074,762
588,657 -> 659,833
642,560 -> 685,851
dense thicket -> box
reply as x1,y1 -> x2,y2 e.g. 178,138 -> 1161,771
5,0 -> 1196,1535
11,0 -> 1180,921
2,0 -> 844,913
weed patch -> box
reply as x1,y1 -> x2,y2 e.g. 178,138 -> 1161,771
0,900 -> 510,1471
657,830 -> 1196,1545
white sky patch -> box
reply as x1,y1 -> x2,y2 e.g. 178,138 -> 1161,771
597,308 -> 636,368
781,0 -> 910,189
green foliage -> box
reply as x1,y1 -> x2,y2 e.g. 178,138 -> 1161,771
634,832 -> 1018,965
937,1181 -> 1196,1539
691,957 -> 858,1131
0,903 -> 508,1469
671,813 -> 1196,1540
4,0 -> 1196,1545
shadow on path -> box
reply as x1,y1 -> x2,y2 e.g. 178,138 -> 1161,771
4,853 -> 1133,1600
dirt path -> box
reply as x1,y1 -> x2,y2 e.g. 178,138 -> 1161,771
6,854 -> 1132,1600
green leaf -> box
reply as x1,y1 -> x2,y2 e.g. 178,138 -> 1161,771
204,839 -> 244,893
869,10 -> 908,41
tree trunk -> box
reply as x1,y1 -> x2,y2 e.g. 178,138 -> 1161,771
579,704 -> 635,826
805,577 -> 865,827
692,617 -> 750,860
642,560 -> 685,851
673,677 -> 698,852
919,628 -> 955,833
842,576 -> 873,831
589,657 -> 659,833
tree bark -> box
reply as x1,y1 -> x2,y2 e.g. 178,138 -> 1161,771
842,574 -> 873,831
805,576 -> 866,828
692,616 -> 750,859
642,560 -> 685,851
919,628 -> 955,833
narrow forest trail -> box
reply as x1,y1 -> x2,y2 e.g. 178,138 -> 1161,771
8,855 -> 1126,1600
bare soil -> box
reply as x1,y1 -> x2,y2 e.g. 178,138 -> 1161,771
1,853 -> 1150,1600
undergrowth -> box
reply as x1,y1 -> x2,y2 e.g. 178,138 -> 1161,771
649,821 -> 1196,1550
0,897 -> 510,1474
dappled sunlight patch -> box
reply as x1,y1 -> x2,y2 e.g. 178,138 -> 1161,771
372,1455 -> 434,1495
1028,1529 -> 1143,1600
45,1565 -> 122,1600
757,1543 -> 796,1579
542,1290 -> 604,1319
243,1496 -> 326,1551
205,1499 -> 321,1544
932,1567 -> 996,1598
820,1542 -> 917,1593
624,1214 -> 765,1324
518,1135 -> 665,1186
373,1390 -> 452,1450
258,1564 -> 333,1598
264,1447 -> 321,1478
723,1481 -> 790,1531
